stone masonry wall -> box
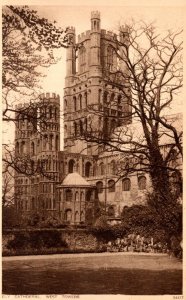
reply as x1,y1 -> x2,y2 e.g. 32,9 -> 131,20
2,229 -> 100,255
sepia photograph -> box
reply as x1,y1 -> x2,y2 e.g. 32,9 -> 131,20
2,0 -> 184,297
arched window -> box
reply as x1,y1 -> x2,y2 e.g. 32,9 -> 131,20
99,162 -> 104,175
107,46 -> 114,70
84,92 -> 87,107
98,89 -> 102,105
74,122 -> 77,137
108,179 -> 115,192
80,191 -> 84,201
79,94 -> 82,110
79,120 -> 83,136
68,159 -> 75,173
48,160 -> 51,171
122,178 -> 131,191
75,191 -> 79,201
80,211 -> 85,222
79,46 -> 86,73
110,160 -> 116,175
84,118 -> 87,131
96,181 -> 103,193
43,135 -> 47,149
31,141 -> 35,156
54,107 -> 57,120
64,99 -> 67,109
103,117 -> 109,136
110,93 -> 115,104
73,96 -> 77,111
85,162 -> 92,177
49,106 -> 53,119
75,211 -> 79,222
65,189 -> 73,201
107,206 -> 115,217
49,135 -> 53,150
86,190 -> 92,201
65,209 -> 72,222
20,141 -> 26,154
55,135 -> 59,150
53,160 -> 56,171
138,176 -> 146,190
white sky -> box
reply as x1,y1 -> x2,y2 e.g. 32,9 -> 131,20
2,1 -> 185,147
33,4 -> 184,105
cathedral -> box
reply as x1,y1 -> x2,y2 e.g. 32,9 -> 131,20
14,11 -> 167,225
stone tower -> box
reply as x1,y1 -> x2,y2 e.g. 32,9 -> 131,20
14,93 -> 60,219
14,102 -> 34,216
36,93 -> 60,218
63,11 -> 131,155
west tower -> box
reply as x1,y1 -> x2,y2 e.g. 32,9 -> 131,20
63,11 -> 131,155
14,93 -> 60,219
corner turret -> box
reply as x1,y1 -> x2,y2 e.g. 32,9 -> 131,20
90,11 -> 101,76
65,26 -> 76,86
91,11 -> 100,31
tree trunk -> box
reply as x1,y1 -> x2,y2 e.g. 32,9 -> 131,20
149,146 -> 172,205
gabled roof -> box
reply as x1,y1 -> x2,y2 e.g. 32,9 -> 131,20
61,172 -> 92,187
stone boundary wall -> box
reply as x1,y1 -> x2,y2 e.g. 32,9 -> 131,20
2,229 -> 101,256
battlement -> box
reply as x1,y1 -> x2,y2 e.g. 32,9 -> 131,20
101,29 -> 117,41
77,30 -> 91,43
15,103 -> 30,110
91,11 -> 100,19
39,93 -> 60,101
119,25 -> 129,34
66,26 -> 75,34
15,93 -> 60,111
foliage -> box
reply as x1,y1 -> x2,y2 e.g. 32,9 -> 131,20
170,235 -> 182,258
27,213 -> 41,226
2,206 -> 19,228
146,192 -> 182,237
2,5 -> 68,183
3,5 -> 67,95
90,216 -> 115,241
121,205 -> 160,230
2,172 -> 14,207
7,230 -> 68,250
5,5 -> 68,50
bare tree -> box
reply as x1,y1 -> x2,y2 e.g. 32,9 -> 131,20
69,21 -> 183,210
2,170 -> 14,208
2,5 -> 68,185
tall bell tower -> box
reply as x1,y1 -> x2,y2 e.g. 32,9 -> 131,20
63,11 -> 131,155
90,11 -> 101,77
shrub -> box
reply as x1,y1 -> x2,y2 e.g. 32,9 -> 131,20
89,216 -> 116,242
7,230 -> 68,250
7,232 -> 30,249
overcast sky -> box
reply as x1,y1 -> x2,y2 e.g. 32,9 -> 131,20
2,1 -> 184,146
33,4 -> 184,108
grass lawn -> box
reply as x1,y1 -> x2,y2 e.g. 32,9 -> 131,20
2,253 -> 182,295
